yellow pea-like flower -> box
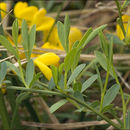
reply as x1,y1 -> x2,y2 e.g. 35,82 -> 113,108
43,27 -> 83,50
34,52 -> 60,80
116,15 -> 130,40
34,60 -> 52,80
42,42 -> 64,50
0,2 -> 7,18
14,2 -> 28,18
69,27 -> 83,48
14,1 -> 54,31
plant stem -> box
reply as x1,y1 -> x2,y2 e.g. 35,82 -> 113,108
66,94 -> 121,129
16,47 -> 28,88
111,65 -> 126,129
115,0 -> 126,37
0,90 -> 10,129
7,86 -> 121,129
100,70 -> 109,112
64,72 -> 67,89
7,86 -> 63,96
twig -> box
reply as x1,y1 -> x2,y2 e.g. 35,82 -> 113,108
22,119 -> 117,129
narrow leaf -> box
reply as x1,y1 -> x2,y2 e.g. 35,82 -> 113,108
103,84 -> 120,107
51,65 -> 58,85
50,99 -> 68,113
0,62 -> 7,84
0,35 -> 18,58
25,59 -> 34,86
95,51 -> 113,77
57,21 -> 66,50
126,110 -> 130,129
12,19 -> 19,46
21,20 -> 29,60
64,15 -> 70,52
77,28 -> 93,49
5,61 -> 20,78
28,25 -> 36,58
64,48 -> 77,72
81,74 -> 98,93
67,64 -> 86,86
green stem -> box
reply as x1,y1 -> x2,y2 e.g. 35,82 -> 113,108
7,86 -> 63,96
0,90 -> 10,129
66,94 -> 121,129
16,47 -> 28,88
64,72 -> 67,89
100,70 -> 109,112
7,86 -> 121,129
115,0 -> 126,37
111,65 -> 126,129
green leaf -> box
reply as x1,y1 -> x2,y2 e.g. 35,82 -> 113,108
109,37 -> 113,65
102,104 -> 114,113
99,31 -> 109,57
28,25 -> 36,58
5,61 -> 20,78
64,48 -> 77,73
77,28 -> 93,49
12,19 -> 19,46
67,64 -> 86,86
29,72 -> 41,88
103,84 -> 120,107
95,51 -> 113,77
25,59 -> 34,86
126,110 -> 130,130
72,40 -> 79,49
71,50 -> 81,70
0,62 -> 7,84
0,35 -> 18,58
73,82 -> 82,92
64,15 -> 70,52
0,90 -> 10,129
78,24 -> 107,49
74,91 -> 84,102
21,20 -> 29,60
48,77 -> 55,90
57,21 -> 66,50
81,74 -> 98,93
50,99 -> 68,113
106,33 -> 124,45
51,65 -> 58,85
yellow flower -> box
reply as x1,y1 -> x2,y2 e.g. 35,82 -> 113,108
69,27 -> 83,48
116,15 -> 130,40
43,27 -> 83,50
14,2 -> 54,31
0,2 -> 7,18
34,52 -> 60,80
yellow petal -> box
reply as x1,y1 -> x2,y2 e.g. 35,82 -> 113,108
116,15 -> 130,40
14,2 -> 28,18
18,6 -> 38,22
42,42 -> 63,50
32,8 -> 47,27
0,2 -> 7,18
43,27 -> 62,49
34,60 -> 52,80
1,87 -> 6,94
36,16 -> 55,31
34,52 -> 60,66
69,27 -> 83,48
